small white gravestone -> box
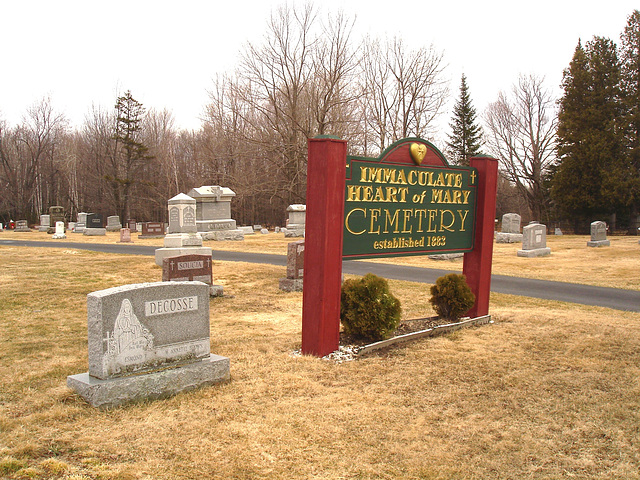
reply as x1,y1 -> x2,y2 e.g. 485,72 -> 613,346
52,221 -> 66,239
517,223 -> 551,257
587,221 -> 610,247
67,281 -> 229,409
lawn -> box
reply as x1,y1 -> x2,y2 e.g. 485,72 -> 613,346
0,233 -> 639,479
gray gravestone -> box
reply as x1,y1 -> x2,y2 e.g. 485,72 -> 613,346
587,221 -> 610,247
187,186 -> 244,241
15,220 -> 31,232
106,215 -> 122,232
67,281 -> 229,409
517,223 -> 551,257
495,213 -> 523,243
238,226 -> 255,235
84,213 -> 106,236
39,214 -> 51,232
155,194 -> 212,266
279,240 -> 305,292
75,212 -> 88,233
284,204 -> 306,237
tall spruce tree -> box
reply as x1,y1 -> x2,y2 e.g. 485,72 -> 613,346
620,10 -> 640,231
446,74 -> 483,165
108,90 -> 150,222
551,37 -> 626,232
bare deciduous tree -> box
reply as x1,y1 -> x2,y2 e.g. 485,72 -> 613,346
484,75 -> 557,222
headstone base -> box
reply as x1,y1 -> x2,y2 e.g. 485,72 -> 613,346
284,229 -> 304,238
495,232 -> 523,243
38,226 -> 49,232
279,278 -> 303,292
517,247 -> 551,257
67,354 -> 230,410
210,285 -> 224,297
163,233 -> 203,248
428,253 -> 464,261
201,230 -> 245,241
155,247 -> 213,266
587,240 -> 610,247
15,227 -> 32,232
106,225 -> 122,232
52,233 -> 67,239
84,228 -> 107,236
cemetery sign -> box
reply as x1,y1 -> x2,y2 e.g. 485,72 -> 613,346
342,139 -> 478,259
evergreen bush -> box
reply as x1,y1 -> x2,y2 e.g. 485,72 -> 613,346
340,273 -> 402,341
429,273 -> 475,321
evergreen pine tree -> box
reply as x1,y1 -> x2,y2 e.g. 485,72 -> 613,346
109,91 -> 151,222
620,10 -> 640,231
446,74 -> 483,165
551,38 -> 625,231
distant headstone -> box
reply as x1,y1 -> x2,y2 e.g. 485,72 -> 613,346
127,219 -> 137,232
39,214 -> 50,232
118,228 -> 132,243
275,227 -> 281,233
162,254 -> 222,296
279,240 -> 304,292
75,212 -> 88,233
106,216 -> 122,232
15,220 -> 31,232
253,225 -> 262,231
67,281 -> 230,409
84,213 -> 106,236
517,223 -> 551,257
140,222 -> 165,238
260,228 -> 269,234
187,186 -> 244,241
48,206 -> 65,234
52,221 -> 67,239
587,221 -> 610,247
495,213 -> 523,243
155,194 -> 212,266
284,204 -> 306,237
238,226 -> 255,235
555,228 -> 563,235
68,222 -> 76,232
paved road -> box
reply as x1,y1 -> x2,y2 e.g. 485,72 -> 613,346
2,238 -> 639,313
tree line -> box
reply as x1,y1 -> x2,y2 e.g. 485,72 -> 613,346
1,5 -> 638,235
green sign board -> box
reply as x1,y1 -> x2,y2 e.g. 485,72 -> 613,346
342,139 -> 478,260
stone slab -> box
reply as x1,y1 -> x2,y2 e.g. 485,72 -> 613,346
279,278 -> 303,292
67,354 -> 230,410
83,228 -> 107,236
587,240 -> 611,247
155,247 -> 213,266
201,230 -> 245,241
238,226 -> 255,235
284,229 -> 304,238
495,232 -> 523,243
163,233 -> 203,248
517,247 -> 551,257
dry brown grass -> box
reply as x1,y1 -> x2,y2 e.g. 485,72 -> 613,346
1,243 -> 639,479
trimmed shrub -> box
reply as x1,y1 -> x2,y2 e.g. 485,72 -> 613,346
340,273 -> 402,341
429,273 -> 475,321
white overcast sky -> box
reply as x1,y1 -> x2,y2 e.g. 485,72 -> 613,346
1,0 -> 638,144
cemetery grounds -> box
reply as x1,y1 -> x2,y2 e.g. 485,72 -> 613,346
0,231 -> 639,479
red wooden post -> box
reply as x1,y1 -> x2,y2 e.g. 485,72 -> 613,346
301,137 -> 347,356
463,157 -> 498,318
